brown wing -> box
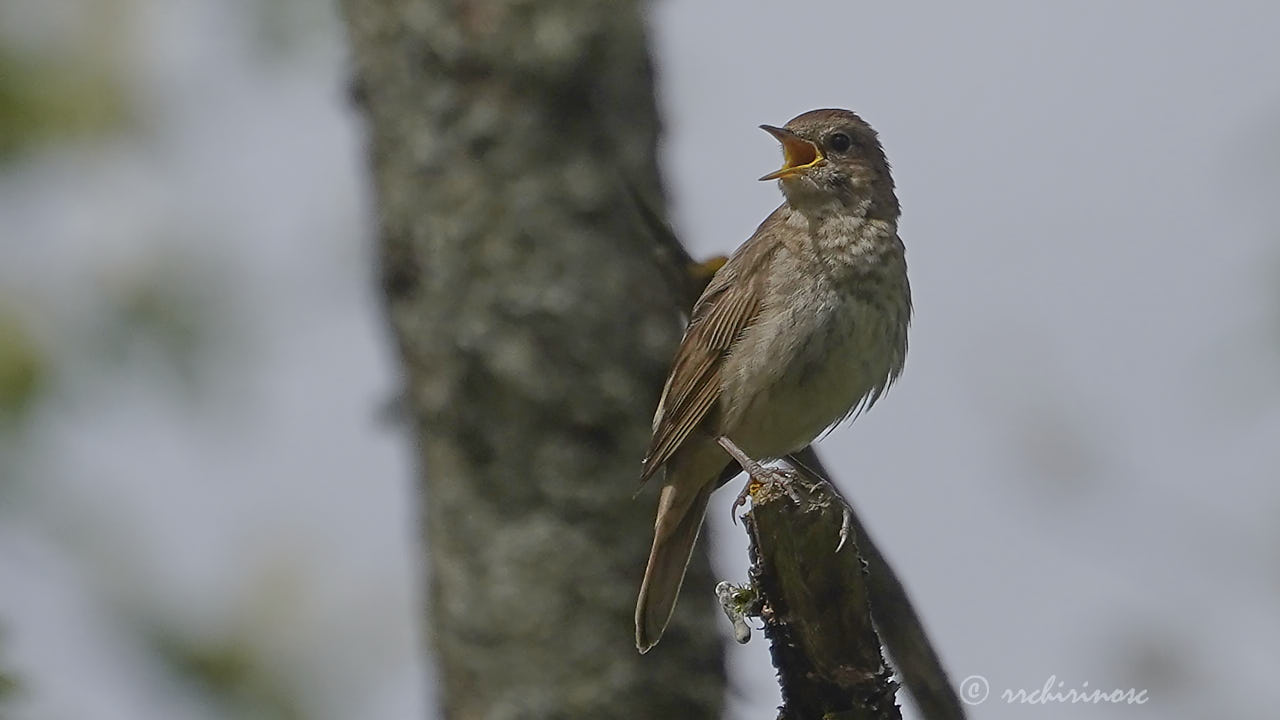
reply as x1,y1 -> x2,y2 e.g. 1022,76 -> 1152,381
639,210 -> 785,483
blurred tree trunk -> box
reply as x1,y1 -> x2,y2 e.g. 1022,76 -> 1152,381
340,1 -> 725,718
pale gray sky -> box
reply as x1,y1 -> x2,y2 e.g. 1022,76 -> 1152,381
652,3 -> 1280,718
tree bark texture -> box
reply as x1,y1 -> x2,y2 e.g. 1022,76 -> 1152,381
783,450 -> 966,720
744,473 -> 901,720
340,2 -> 725,718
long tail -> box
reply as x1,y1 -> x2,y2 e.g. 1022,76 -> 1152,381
635,480 -> 713,653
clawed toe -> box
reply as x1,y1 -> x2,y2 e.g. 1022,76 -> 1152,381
835,502 -> 853,552
730,482 -> 755,524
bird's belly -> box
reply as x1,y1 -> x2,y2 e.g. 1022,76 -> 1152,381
722,296 -> 896,460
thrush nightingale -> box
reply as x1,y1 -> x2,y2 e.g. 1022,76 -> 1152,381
635,108 -> 911,653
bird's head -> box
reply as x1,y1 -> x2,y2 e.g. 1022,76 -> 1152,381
759,109 -> 897,220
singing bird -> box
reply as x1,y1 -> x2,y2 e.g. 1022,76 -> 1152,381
635,109 -> 911,653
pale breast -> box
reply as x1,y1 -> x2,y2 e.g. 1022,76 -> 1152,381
717,233 -> 909,460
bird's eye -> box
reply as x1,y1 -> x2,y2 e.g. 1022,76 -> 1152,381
828,132 -> 852,153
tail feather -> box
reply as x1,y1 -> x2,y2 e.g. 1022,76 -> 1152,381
635,481 -> 713,653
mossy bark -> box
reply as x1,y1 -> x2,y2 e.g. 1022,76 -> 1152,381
745,474 -> 901,720
340,2 -> 725,717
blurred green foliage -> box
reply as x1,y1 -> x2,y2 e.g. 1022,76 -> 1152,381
0,1 -> 346,717
0,668 -> 16,702
0,308 -> 45,421
253,0 -> 329,60
0,625 -> 21,705
99,262 -> 221,397
148,631 -> 301,720
0,48 -> 128,158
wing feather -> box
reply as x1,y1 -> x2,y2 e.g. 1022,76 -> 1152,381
640,226 -> 779,483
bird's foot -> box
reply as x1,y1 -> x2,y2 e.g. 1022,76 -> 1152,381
834,495 -> 854,553
730,478 -> 758,524
755,464 -> 805,506
728,466 -> 804,522
808,474 -> 855,553
721,435 -> 798,517
781,451 -> 858,553
718,436 -> 812,521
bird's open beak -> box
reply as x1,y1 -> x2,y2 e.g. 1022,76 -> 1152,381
758,125 -> 824,181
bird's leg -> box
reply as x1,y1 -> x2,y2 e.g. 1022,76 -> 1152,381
717,436 -> 766,518
717,436 -> 804,519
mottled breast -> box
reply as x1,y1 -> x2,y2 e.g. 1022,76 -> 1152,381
719,217 -> 909,460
